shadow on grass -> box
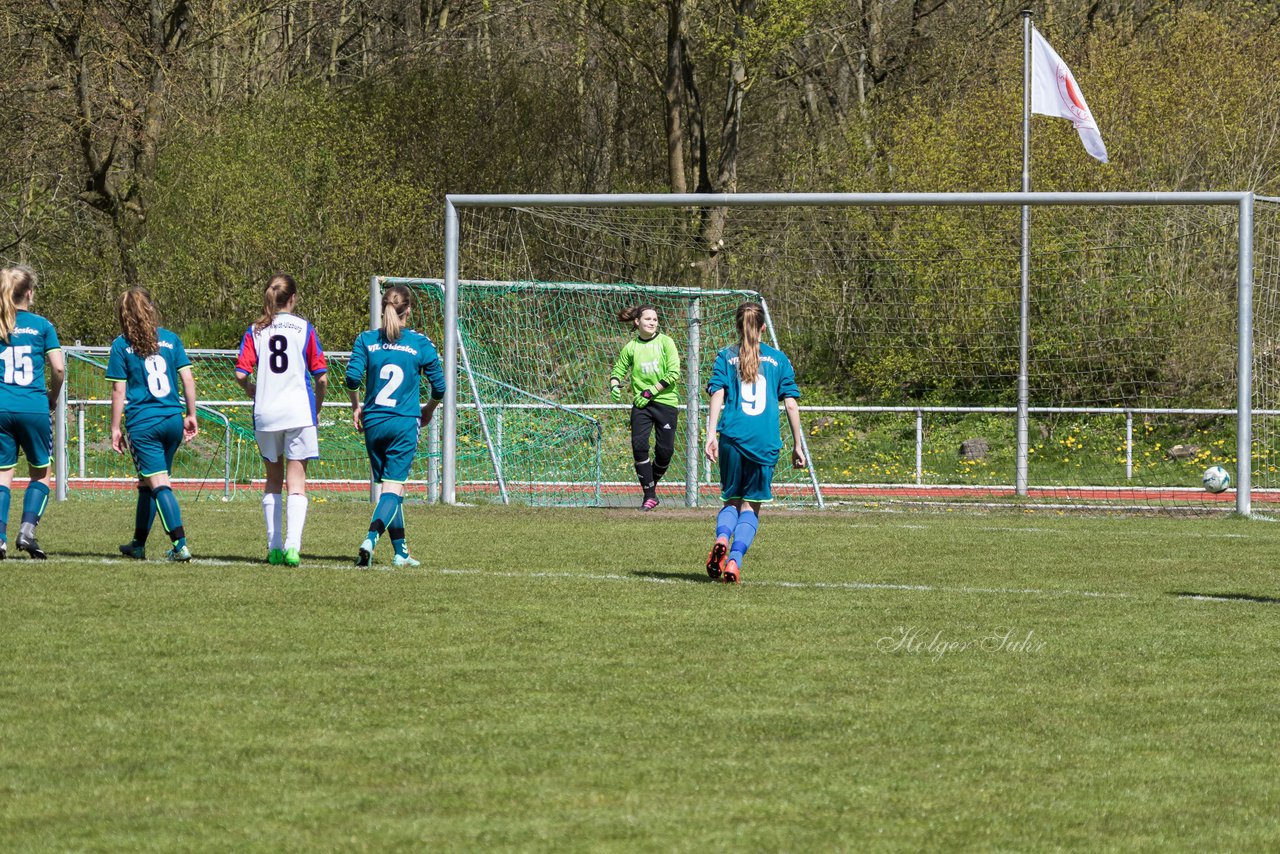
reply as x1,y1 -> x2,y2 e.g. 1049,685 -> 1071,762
631,569 -> 716,584
1172,590 -> 1280,605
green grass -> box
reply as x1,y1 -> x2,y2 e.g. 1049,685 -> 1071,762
4,500 -> 1280,850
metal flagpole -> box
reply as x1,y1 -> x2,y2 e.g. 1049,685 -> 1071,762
1017,9 -> 1033,497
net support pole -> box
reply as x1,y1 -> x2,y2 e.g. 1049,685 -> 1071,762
1237,193 -> 1255,515
369,275 -> 383,504
443,202 -> 460,504
1016,9 -> 1033,497
55,380 -> 68,501
685,296 -> 701,507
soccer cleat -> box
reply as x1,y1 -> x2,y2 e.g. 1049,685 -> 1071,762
721,559 -> 740,584
119,541 -> 147,560
166,544 -> 192,562
706,539 -> 728,580
283,548 -> 301,567
642,497 -> 660,511
267,548 -> 285,565
0,539 -> 6,560
392,553 -> 421,568
356,538 -> 375,567
16,531 -> 46,560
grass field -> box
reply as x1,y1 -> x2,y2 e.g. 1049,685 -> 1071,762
3,499 -> 1280,851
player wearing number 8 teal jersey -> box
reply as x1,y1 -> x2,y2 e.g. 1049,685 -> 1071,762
703,302 -> 805,584
107,288 -> 198,562
0,266 -> 64,560
346,285 -> 445,568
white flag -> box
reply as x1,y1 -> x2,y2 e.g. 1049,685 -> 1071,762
1030,26 -> 1108,163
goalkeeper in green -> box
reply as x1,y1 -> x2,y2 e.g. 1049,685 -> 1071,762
610,305 -> 680,510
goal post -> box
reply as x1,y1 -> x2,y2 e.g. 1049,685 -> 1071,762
440,191 -> 1264,513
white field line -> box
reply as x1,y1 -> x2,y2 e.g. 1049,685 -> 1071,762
433,567 -> 1134,600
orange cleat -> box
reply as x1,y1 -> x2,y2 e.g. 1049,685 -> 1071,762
722,559 -> 740,584
706,538 -> 728,580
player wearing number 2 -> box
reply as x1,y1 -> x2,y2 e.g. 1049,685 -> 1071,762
107,288 -> 198,561
345,285 -> 445,567
235,274 -> 329,567
0,266 -> 64,560
704,302 -> 805,584
609,305 -> 680,510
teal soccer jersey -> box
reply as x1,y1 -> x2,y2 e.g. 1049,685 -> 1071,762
345,329 -> 446,424
0,310 -> 60,414
105,329 -> 192,431
706,343 -> 801,465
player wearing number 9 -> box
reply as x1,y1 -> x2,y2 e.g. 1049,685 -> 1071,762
235,274 -> 329,567
345,285 -> 445,568
703,302 -> 805,584
107,288 -> 198,562
0,266 -> 64,560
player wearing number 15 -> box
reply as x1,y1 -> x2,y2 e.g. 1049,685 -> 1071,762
0,266 -> 64,560
235,274 -> 329,567
345,285 -> 446,567
703,302 -> 805,584
107,288 -> 198,562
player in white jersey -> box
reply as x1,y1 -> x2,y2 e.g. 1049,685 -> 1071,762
235,274 -> 328,567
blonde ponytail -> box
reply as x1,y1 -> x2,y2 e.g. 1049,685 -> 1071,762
254,273 -> 297,332
735,302 -> 765,384
0,266 -> 36,343
381,285 -> 413,342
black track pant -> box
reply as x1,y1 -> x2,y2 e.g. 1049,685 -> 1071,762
630,401 -> 678,496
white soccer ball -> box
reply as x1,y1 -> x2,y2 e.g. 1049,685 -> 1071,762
1202,465 -> 1232,494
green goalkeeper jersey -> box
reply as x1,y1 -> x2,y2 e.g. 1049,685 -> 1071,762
611,332 -> 680,406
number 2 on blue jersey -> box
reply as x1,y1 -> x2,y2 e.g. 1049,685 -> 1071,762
374,363 -> 404,407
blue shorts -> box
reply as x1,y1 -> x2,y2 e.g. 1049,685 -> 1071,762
364,416 -> 420,484
128,414 -> 184,478
718,439 -> 775,503
0,410 -> 52,470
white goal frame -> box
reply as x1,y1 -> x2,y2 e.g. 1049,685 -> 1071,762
439,192 -> 1258,513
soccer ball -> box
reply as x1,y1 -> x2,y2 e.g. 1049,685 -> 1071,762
1202,465 -> 1231,494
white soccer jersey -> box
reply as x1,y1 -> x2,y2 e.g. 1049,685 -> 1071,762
235,312 -> 328,432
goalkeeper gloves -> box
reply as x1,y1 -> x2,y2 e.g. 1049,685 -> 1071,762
634,387 -> 656,408
609,380 -> 622,403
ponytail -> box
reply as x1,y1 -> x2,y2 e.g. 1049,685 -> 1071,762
254,273 -> 297,332
381,285 -> 413,342
616,304 -> 658,326
117,287 -> 161,357
0,266 -> 36,343
735,302 -> 765,384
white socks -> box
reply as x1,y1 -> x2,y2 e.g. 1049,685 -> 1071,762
262,493 -> 284,551
285,493 -> 308,551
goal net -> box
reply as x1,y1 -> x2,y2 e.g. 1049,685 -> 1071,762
437,193 -> 1271,512
389,278 -> 821,507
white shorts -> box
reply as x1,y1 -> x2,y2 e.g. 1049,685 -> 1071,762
255,426 -> 319,463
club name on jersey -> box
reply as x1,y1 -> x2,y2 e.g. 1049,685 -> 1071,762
267,319 -> 306,334
728,355 -> 779,368
11,327 -> 40,336
124,339 -> 176,355
369,342 -> 419,355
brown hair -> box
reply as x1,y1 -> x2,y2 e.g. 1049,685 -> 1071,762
117,288 -> 161,357
735,302 -> 766,384
616,304 -> 658,326
0,266 -> 36,343
254,273 -> 297,332
382,285 -> 414,342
